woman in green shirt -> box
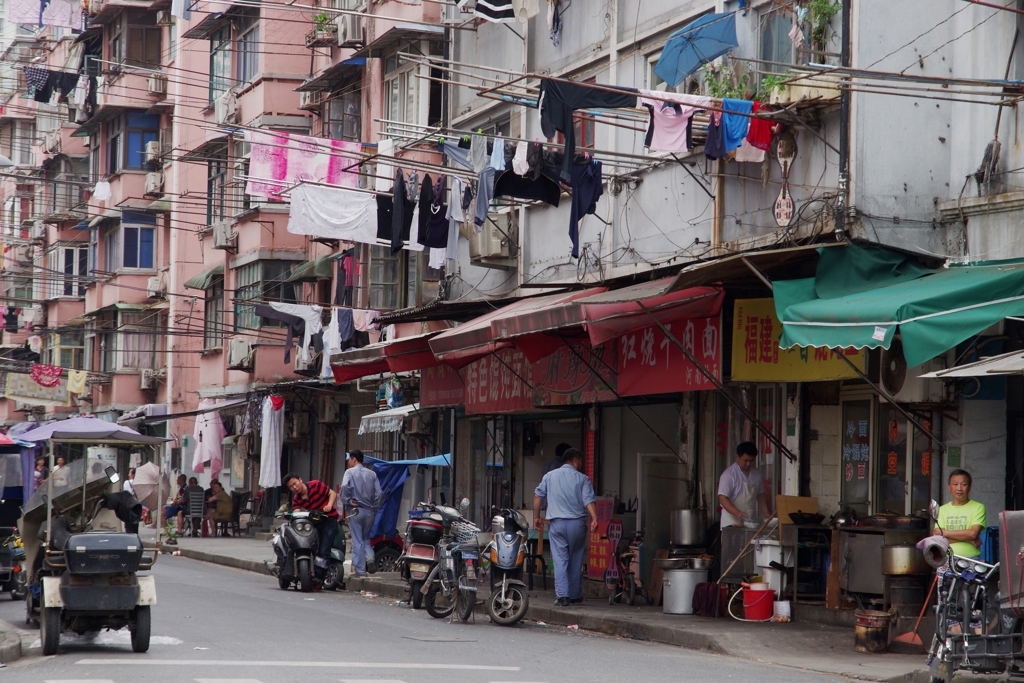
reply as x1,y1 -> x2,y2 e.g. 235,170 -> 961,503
933,469 -> 986,558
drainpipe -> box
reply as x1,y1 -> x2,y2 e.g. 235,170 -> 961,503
835,0 -> 852,241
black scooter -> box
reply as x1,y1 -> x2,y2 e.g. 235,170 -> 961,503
268,509 -> 337,592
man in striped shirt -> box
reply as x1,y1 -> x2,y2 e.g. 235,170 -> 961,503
284,473 -> 339,581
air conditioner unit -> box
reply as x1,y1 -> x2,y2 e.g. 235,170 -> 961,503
469,210 -> 518,269
147,74 -> 167,97
155,10 -> 174,25
140,368 -> 158,390
405,413 -> 431,435
294,351 -> 311,373
318,396 -> 339,424
298,90 -> 323,111
291,412 -> 309,439
30,221 -> 45,241
144,140 -> 164,164
146,273 -> 165,298
879,338 -> 947,404
215,91 -> 238,125
144,171 -> 164,196
43,130 -> 60,154
337,12 -> 363,46
212,220 -> 236,250
227,337 -> 254,370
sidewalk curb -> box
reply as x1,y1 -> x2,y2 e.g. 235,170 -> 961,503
179,551 -> 946,683
161,546 -> 272,576
0,629 -> 22,664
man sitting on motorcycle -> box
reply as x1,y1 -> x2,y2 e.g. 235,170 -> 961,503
284,473 -> 340,582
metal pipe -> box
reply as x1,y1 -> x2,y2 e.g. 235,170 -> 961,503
46,440 -> 53,552
835,0 -> 852,241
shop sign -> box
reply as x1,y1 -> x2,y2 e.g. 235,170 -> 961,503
419,363 -> 466,407
464,348 -> 534,414
731,298 -> 865,382
617,316 -> 721,397
533,343 -> 617,407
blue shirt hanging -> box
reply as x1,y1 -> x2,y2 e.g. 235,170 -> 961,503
721,98 -> 753,154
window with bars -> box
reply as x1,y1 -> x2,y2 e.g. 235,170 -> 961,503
0,120 -> 36,166
204,278 -> 224,349
368,245 -> 403,311
383,54 -> 419,138
234,260 -> 297,332
44,245 -> 88,298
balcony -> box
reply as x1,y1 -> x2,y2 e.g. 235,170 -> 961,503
305,23 -> 339,48
41,174 -> 90,223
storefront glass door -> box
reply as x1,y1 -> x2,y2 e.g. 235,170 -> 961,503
840,399 -> 872,516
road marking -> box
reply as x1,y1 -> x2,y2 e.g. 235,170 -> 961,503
340,680 -> 408,683
78,660 -> 519,671
46,680 -> 117,683
195,680 -> 266,683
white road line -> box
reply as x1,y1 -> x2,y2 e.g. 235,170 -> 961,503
195,680 -> 267,683
340,680 -> 408,683
77,660 -> 519,671
45,680 -> 117,683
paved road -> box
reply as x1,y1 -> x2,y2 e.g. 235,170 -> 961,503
1,555 -> 864,683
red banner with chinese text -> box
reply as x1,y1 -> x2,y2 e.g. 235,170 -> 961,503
532,342 -> 617,407
419,363 -> 465,407
463,348 -> 534,414
616,316 -> 721,397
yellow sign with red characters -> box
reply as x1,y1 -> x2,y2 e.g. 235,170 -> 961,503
731,298 -> 864,382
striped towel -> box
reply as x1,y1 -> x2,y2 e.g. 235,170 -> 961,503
474,0 -> 515,23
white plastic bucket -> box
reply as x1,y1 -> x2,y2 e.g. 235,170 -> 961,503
774,600 -> 792,619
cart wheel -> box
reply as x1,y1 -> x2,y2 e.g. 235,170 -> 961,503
131,606 -> 151,653
41,607 -> 60,656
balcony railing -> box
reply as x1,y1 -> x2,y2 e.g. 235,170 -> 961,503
41,173 -> 90,223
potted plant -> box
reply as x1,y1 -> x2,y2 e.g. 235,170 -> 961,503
306,13 -> 338,46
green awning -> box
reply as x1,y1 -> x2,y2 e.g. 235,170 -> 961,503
184,265 -> 224,291
775,244 -> 1024,368
285,254 -> 336,283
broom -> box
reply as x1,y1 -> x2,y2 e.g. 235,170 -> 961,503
889,574 -> 937,654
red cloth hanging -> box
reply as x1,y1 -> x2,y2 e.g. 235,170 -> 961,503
30,363 -> 63,388
270,395 -> 285,411
746,102 -> 775,151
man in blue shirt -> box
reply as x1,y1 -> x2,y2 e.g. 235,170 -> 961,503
340,450 -> 384,577
533,447 -> 598,607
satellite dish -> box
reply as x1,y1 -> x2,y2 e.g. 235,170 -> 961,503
880,337 -> 908,396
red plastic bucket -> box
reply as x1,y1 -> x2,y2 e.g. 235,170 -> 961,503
742,588 -> 776,621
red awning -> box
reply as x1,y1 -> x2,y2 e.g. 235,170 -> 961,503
428,289 -> 606,367
491,278 -> 724,349
330,331 -> 442,383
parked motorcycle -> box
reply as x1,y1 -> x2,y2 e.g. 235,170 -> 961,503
484,508 -> 530,626
400,504 -> 444,609
268,509 -> 344,592
422,499 -> 480,621
0,527 -> 26,601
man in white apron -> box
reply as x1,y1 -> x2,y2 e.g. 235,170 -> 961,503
718,442 -> 771,528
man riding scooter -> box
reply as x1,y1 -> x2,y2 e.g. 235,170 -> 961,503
284,473 -> 339,585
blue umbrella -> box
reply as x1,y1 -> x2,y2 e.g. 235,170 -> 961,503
654,13 -> 739,89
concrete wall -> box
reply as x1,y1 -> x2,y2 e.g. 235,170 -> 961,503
945,400 -> 1005,522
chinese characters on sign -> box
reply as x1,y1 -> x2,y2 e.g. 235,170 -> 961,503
617,316 -> 721,397
731,299 -> 864,381
534,343 -> 617,406
419,363 -> 465,406
840,400 -> 871,510
464,348 -> 534,414
588,498 -> 617,580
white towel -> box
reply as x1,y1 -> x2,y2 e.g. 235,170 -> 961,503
286,184 -> 378,244
258,396 -> 284,488
513,141 -> 529,175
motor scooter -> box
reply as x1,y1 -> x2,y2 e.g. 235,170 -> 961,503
421,499 -> 480,621
0,527 -> 26,600
484,508 -> 529,626
268,509 -> 343,592
400,504 -> 443,609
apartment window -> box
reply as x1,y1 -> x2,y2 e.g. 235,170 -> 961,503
109,10 -> 162,67
204,277 -> 224,349
107,111 -> 159,173
232,138 -> 252,215
647,51 -> 703,95
44,330 -> 85,369
235,11 -> 259,86
98,311 -> 159,371
207,146 -> 228,224
45,244 -> 88,298
105,213 -> 156,271
759,8 -> 794,74
326,88 -> 361,141
234,260 -> 297,331
383,53 -> 419,137
0,120 -> 36,166
46,157 -> 89,216
210,26 -> 231,103
368,245 -> 403,310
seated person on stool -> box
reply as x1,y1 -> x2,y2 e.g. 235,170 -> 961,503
204,479 -> 232,536
163,474 -> 188,544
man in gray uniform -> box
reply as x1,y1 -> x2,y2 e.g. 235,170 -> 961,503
340,450 -> 384,577
533,447 -> 598,607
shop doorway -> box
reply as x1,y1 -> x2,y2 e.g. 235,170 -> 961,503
875,404 -> 939,516
637,453 -> 689,581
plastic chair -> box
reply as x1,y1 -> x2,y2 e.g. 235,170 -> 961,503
183,487 -> 206,537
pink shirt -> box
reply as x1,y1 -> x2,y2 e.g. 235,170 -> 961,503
639,90 -> 712,154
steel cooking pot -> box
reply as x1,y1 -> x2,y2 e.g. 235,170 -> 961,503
669,509 -> 705,546
881,543 -> 931,575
